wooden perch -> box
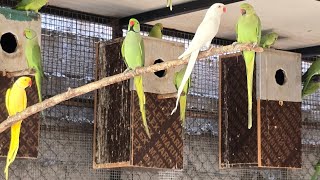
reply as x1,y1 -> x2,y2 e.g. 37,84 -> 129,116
1,68 -> 36,78
0,43 -> 263,133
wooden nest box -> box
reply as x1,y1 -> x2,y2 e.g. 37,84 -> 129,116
94,37 -> 186,169
0,7 -> 41,159
219,49 -> 302,169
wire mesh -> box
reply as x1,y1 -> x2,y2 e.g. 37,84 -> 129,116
0,2 -> 319,179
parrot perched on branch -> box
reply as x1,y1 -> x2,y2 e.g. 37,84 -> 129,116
311,161 -> 320,180
4,76 -> 32,180
235,3 -> 261,129
166,0 -> 173,11
121,18 -> 150,138
174,67 -> 191,126
149,23 -> 163,39
260,32 -> 278,48
24,28 -> 44,103
302,59 -> 320,98
171,3 -> 226,115
15,0 -> 48,13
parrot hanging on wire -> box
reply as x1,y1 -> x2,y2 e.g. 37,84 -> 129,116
235,3 -> 261,129
302,58 -> 320,98
166,0 -> 173,11
15,0 -> 48,13
149,23 -> 163,39
260,32 -> 278,48
311,161 -> 320,180
4,76 -> 32,180
121,18 -> 150,138
174,67 -> 191,126
24,28 -> 44,103
171,3 -> 226,115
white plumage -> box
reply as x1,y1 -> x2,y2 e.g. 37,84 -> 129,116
171,3 -> 226,114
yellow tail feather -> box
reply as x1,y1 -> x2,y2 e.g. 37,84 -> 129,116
134,76 -> 150,138
179,95 -> 187,126
243,51 -> 255,129
4,121 -> 22,180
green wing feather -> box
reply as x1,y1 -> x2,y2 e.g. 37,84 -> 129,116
174,67 -> 190,125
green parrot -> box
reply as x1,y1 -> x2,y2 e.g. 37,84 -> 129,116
121,18 -> 150,138
24,28 -> 44,103
302,75 -> 320,98
302,59 -> 320,98
148,23 -> 163,39
236,3 -> 261,129
311,161 -> 320,180
15,0 -> 48,13
260,32 -> 278,48
174,67 -> 191,126
166,0 -> 173,11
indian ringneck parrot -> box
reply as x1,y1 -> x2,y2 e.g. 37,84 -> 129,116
260,32 -> 278,48
148,23 -> 163,39
121,18 -> 150,138
236,3 -> 261,129
4,76 -> 32,180
15,0 -> 48,13
171,3 -> 226,115
302,75 -> 320,98
311,161 -> 320,180
24,28 -> 44,103
174,67 -> 191,126
302,59 -> 320,98
167,0 -> 173,11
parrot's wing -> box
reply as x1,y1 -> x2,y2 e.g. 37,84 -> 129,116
33,44 -> 44,78
174,71 -> 179,89
256,15 -> 262,44
5,88 -> 11,115
187,76 -> 191,91
15,0 -> 32,8
23,91 -> 27,109
139,38 -> 145,66
235,19 -> 239,41
121,40 -> 125,58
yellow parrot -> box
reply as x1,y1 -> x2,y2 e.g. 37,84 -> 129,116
4,76 -> 32,180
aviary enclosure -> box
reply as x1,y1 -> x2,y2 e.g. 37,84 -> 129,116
0,0 -> 319,179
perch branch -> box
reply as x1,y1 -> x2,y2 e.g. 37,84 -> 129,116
157,92 -> 185,99
0,43 -> 263,133
1,68 -> 36,78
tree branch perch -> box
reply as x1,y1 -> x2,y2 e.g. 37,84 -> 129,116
0,43 -> 263,133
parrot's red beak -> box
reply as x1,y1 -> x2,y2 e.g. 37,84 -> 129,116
28,80 -> 32,87
129,20 -> 134,27
223,7 -> 227,13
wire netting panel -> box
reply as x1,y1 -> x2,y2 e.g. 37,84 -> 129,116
0,2 -> 319,179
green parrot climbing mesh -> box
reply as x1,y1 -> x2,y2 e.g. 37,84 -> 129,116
0,0 -> 319,179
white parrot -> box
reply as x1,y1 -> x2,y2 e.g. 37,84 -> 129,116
171,3 -> 227,114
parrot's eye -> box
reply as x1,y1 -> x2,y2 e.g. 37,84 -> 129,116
218,5 -> 221,8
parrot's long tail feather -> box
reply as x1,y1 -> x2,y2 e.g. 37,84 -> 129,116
134,76 -> 150,138
179,95 -> 187,126
243,51 -> 255,129
172,50 -> 199,115
4,121 -> 22,180
35,73 -> 42,102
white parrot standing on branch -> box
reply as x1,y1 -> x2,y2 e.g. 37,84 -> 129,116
171,3 -> 227,114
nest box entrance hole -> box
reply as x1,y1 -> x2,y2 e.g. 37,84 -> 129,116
275,69 -> 286,86
153,59 -> 167,78
1,32 -> 17,54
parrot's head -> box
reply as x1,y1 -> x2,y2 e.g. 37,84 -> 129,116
23,28 -> 37,40
208,3 -> 226,16
270,32 -> 279,40
240,3 -> 255,15
128,18 -> 141,33
16,76 -> 32,89
154,23 -> 164,31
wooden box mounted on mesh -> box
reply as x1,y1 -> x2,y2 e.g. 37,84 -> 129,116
219,49 -> 302,169
93,37 -> 186,169
0,7 -> 41,158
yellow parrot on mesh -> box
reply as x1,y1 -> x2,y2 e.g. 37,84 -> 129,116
4,76 -> 32,180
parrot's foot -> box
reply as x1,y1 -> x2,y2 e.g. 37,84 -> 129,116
252,42 -> 258,48
231,41 -> 238,47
